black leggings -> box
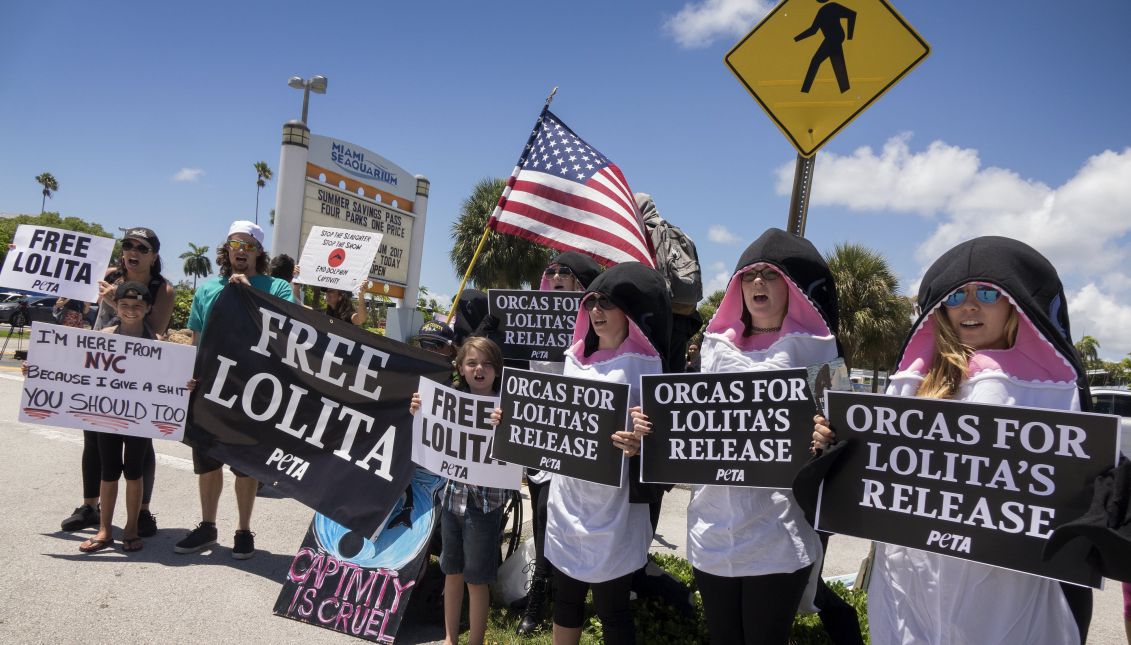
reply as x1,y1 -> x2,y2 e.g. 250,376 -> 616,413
97,434 -> 151,482
693,564 -> 813,645
83,431 -> 155,500
527,476 -> 553,578
554,570 -> 634,644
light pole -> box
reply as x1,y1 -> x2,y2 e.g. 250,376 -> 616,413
287,75 -> 328,125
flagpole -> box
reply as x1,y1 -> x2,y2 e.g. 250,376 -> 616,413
446,88 -> 559,325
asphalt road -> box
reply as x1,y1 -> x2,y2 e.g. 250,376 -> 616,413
0,362 -> 1125,644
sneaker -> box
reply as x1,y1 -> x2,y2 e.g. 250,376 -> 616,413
232,530 -> 255,560
61,504 -> 100,532
174,522 -> 218,554
137,509 -> 158,537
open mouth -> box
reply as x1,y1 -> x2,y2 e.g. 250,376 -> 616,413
552,284 -> 566,290
751,294 -> 769,304
125,256 -> 141,268
959,320 -> 983,329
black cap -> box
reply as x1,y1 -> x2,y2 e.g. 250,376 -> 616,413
115,281 -> 152,304
414,320 -> 455,345
123,227 -> 160,253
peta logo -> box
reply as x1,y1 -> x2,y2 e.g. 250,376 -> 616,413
926,529 -> 971,553
266,448 -> 309,481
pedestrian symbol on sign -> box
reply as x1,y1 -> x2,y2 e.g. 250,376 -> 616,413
795,0 -> 857,94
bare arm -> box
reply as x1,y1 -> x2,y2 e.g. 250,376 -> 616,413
148,281 -> 175,334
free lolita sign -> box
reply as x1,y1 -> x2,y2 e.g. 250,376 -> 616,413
411,378 -> 522,490
640,369 -> 816,487
816,391 -> 1120,588
20,323 -> 196,440
0,225 -> 114,301
295,225 -> 383,293
487,289 -> 581,362
493,367 -> 628,487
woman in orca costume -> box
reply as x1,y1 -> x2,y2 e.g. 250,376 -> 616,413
526,261 -> 669,645
815,236 -> 1093,644
636,228 -> 842,644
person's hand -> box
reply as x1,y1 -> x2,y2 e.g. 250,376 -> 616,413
229,273 -> 251,286
186,378 -> 198,392
20,361 -> 28,377
292,266 -> 301,279
612,429 -> 641,456
630,406 -> 651,438
97,280 -> 117,307
409,392 -> 422,415
489,407 -> 503,426
55,297 -> 69,306
812,414 -> 836,454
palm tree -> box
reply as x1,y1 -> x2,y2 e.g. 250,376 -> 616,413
449,177 -> 553,289
254,161 -> 273,224
35,172 -> 59,214
826,243 -> 914,391
1075,335 -> 1101,370
180,243 -> 213,289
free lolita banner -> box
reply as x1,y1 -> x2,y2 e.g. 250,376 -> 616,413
187,283 -> 451,536
492,367 -> 628,487
816,390 -> 1119,588
0,225 -> 114,302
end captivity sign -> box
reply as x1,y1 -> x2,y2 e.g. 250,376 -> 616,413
815,391 -> 1120,587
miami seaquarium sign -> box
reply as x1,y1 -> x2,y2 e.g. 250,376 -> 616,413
307,135 -> 415,204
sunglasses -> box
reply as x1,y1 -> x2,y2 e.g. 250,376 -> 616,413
225,239 -> 260,252
741,267 -> 781,282
584,296 -> 617,311
419,339 -> 449,351
121,240 -> 152,255
944,286 -> 1002,308
544,266 -> 575,278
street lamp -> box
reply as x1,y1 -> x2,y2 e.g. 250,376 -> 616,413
287,75 -> 328,125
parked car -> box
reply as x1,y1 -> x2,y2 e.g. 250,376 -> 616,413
1090,388 -> 1131,458
0,296 -> 59,327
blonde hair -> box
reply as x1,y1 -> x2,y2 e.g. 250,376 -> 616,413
917,305 -> 1019,399
455,337 -> 503,389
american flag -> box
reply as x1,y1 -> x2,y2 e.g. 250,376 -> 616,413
489,108 -> 656,268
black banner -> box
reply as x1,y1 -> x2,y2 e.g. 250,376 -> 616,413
492,367 -> 628,487
273,470 -> 443,642
187,284 -> 451,536
817,391 -> 1119,587
640,368 -> 815,487
487,289 -> 581,362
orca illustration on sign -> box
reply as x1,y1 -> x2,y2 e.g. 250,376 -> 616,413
327,248 -> 347,268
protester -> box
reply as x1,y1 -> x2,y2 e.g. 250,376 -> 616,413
60,226 -> 172,537
684,342 -> 700,372
76,282 -> 159,553
494,262 -> 669,645
175,220 -> 296,559
410,337 -> 507,645
53,297 -> 89,328
412,320 -> 457,360
813,236 -> 1094,645
323,284 -> 370,325
633,229 -> 846,645
515,251 -> 601,636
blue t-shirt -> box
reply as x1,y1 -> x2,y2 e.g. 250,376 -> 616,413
187,274 -> 296,336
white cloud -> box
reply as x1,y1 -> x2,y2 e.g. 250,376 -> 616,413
1069,284 -> 1131,360
777,136 -> 1131,355
702,260 -> 732,298
173,168 -> 205,182
663,0 -> 772,49
707,224 -> 740,244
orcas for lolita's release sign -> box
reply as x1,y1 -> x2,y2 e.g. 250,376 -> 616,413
487,289 -> 581,362
20,323 -> 196,440
640,368 -> 816,487
295,225 -> 383,293
411,379 -> 522,490
493,367 -> 628,487
0,225 -> 114,301
816,391 -> 1120,588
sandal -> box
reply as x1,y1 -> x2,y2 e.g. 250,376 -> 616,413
79,537 -> 114,553
122,537 -> 144,552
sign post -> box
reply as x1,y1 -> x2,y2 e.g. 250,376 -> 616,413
726,0 -> 929,235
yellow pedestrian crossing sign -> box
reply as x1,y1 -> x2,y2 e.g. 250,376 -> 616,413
726,0 -> 929,157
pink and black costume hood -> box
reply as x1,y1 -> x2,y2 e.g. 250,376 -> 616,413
570,262 -> 671,367
705,228 -> 840,356
538,251 -> 601,291
893,236 -> 1088,406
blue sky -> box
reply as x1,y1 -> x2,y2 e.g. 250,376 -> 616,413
3,1 -> 1130,357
